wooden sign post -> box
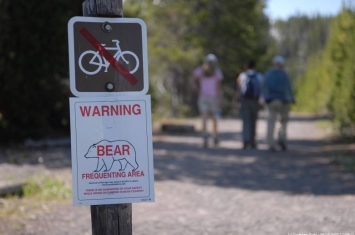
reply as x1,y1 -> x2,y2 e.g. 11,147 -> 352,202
82,1 -> 132,234
91,203 -> 132,235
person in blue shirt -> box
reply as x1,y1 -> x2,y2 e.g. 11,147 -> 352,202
263,56 -> 294,151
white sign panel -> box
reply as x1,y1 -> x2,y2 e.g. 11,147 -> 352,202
70,95 -> 154,205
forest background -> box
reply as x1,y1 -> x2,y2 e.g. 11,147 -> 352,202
0,0 -> 354,143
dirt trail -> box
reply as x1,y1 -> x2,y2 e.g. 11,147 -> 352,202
0,114 -> 355,235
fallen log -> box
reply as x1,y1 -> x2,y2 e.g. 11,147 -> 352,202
0,183 -> 26,197
161,124 -> 195,133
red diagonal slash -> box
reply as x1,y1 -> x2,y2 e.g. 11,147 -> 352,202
79,27 -> 138,86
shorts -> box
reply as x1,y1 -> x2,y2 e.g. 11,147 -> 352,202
198,96 -> 220,115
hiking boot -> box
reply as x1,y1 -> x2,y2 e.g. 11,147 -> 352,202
203,136 -> 209,148
213,137 -> 219,146
278,141 -> 287,151
250,143 -> 257,149
243,142 -> 249,150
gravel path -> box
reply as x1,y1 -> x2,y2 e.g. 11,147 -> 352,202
1,115 -> 355,235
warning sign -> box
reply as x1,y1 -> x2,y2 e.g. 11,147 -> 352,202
68,17 -> 148,97
70,95 -> 155,205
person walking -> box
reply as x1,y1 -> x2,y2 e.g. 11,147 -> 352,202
191,54 -> 223,148
237,60 -> 263,149
263,56 -> 295,151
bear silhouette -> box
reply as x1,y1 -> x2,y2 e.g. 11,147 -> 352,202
84,140 -> 139,172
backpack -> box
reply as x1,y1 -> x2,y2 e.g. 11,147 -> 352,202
243,73 -> 260,99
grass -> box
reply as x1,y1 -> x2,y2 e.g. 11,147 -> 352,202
316,119 -> 333,130
23,175 -> 72,199
0,175 -> 72,218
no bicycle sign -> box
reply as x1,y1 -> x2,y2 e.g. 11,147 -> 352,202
68,17 -> 149,97
70,95 -> 155,205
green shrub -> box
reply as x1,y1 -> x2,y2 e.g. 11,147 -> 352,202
23,175 -> 71,200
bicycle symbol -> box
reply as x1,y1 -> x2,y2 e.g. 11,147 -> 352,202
78,39 -> 140,75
